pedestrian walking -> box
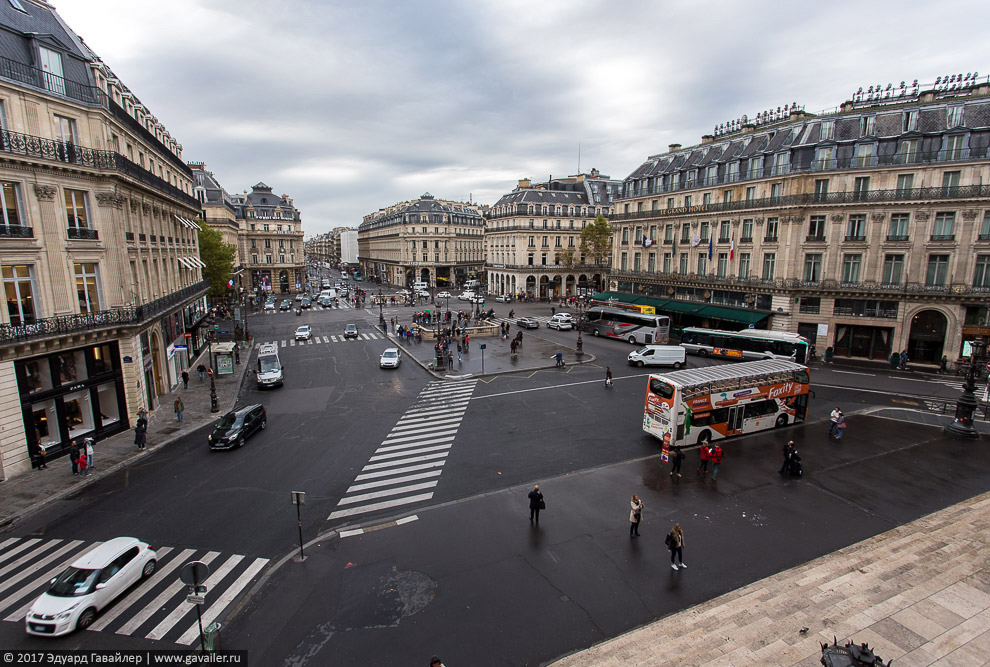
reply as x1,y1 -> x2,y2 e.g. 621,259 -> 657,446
36,443 -> 48,469
833,411 -> 846,440
447,349 -> 454,370
898,349 -> 909,370
779,440 -> 795,474
69,440 -> 80,475
174,397 -> 184,422
939,355 -> 948,374
665,523 -> 686,569
710,443 -> 724,480
554,351 -> 564,368
134,423 -> 147,450
181,370 -> 189,389
629,494 -> 644,537
669,446 -> 684,477
197,363 -> 206,381
77,450 -> 90,477
528,484 -> 544,524
827,407 -> 841,437
551,306 -> 556,316
84,437 -> 94,470
697,443 -> 710,475
605,367 -> 613,387
824,346 -> 834,365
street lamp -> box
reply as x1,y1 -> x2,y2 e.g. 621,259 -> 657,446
575,296 -> 585,356
378,288 -> 385,329
944,339 -> 987,438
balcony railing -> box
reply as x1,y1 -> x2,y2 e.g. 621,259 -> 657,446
0,280 -> 208,344
0,224 -> 33,238
739,236 -> 753,243
844,234 -> 867,242
979,233 -> 990,241
0,55 -> 108,107
764,235 -> 778,243
67,227 -> 98,240
930,234 -> 956,241
806,235 -> 826,242
886,234 -> 910,242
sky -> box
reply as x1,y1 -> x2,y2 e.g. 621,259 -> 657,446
54,0 -> 990,237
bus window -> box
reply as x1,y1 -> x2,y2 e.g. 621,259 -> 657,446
649,379 -> 674,399
744,399 -> 776,419
793,369 -> 810,384
681,331 -> 697,345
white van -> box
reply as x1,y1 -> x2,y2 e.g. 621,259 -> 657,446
627,345 -> 687,369
257,343 -> 284,388
412,281 -> 428,291
464,279 -> 480,290
319,288 -> 337,301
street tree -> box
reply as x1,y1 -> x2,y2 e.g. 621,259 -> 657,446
557,246 -> 577,269
580,214 -> 612,266
197,224 -> 237,300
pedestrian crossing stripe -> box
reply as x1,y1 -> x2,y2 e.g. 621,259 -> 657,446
0,538 -> 268,645
255,332 -> 384,349
328,380 -> 478,521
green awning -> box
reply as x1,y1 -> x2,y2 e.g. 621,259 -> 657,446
696,305 -> 768,325
591,291 -> 639,304
658,300 -> 708,315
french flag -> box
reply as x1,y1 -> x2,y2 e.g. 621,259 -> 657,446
730,237 -> 735,261
643,236 -> 654,247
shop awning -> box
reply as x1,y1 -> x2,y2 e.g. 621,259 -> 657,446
696,305 -> 769,325
177,257 -> 196,269
189,256 -> 206,268
591,291 -> 639,304
657,300 -> 708,316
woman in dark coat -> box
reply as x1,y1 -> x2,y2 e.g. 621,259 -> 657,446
528,484 -> 544,524
134,424 -> 147,450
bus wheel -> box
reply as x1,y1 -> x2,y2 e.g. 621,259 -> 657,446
592,329 -> 600,337
698,349 -> 708,357
775,415 -> 788,428
697,431 -> 711,446
628,335 -> 637,345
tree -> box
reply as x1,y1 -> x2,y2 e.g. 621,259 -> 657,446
557,246 -> 577,269
580,214 -> 613,266
197,224 -> 237,300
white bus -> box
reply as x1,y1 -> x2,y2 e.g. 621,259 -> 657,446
256,343 -> 284,388
581,307 -> 671,345
679,327 -> 810,364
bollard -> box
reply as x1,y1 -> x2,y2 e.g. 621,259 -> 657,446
204,622 -> 222,652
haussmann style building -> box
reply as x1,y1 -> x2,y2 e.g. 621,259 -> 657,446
231,182 -> 304,297
607,75 -> 990,365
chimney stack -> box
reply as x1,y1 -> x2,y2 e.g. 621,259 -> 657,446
668,143 -> 682,153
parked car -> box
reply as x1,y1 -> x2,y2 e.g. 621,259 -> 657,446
344,323 -> 359,339
547,313 -> 575,330
379,347 -> 402,369
25,537 -> 158,636
279,299 -> 292,311
436,291 -> 452,299
209,404 -> 267,450
516,317 -> 540,329
295,325 -> 312,341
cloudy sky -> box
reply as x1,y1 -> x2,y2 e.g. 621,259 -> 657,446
56,0 -> 989,237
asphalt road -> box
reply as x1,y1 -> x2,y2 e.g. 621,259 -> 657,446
1,278 -> 986,661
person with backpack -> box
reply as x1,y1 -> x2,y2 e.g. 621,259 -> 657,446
697,443 -> 711,476
710,444 -> 724,480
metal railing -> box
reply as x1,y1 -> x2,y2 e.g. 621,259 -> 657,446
0,56 -> 108,107
0,280 -> 208,344
67,227 -> 98,240
0,224 -> 33,238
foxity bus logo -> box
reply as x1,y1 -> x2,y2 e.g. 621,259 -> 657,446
767,382 -> 795,400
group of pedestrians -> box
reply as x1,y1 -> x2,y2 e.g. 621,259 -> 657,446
67,438 -> 95,477
695,442 -> 724,480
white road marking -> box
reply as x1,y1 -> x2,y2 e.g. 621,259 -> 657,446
145,554 -> 243,641
355,460 -> 446,481
361,452 -> 449,471
346,470 -> 443,493
390,416 -> 463,432
382,428 -> 459,446
116,551 -> 220,636
328,493 -> 435,520
3,541 -> 88,621
369,443 -> 453,462
175,557 -> 268,646
336,481 -> 438,507
376,436 -> 457,454
831,370 -> 875,376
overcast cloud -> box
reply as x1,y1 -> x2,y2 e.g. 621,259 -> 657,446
56,0 -> 990,236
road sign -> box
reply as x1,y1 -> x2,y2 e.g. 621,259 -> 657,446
291,491 -> 306,506
186,595 -> 205,605
480,344 -> 486,350
207,368 -> 214,378
179,561 -> 211,586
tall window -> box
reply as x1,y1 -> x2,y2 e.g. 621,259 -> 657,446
679,253 -> 688,274
723,190 -> 733,203
896,173 -> 914,194
748,157 -> 762,179
726,162 -> 739,182
3,265 -> 36,325
846,215 -> 866,241
680,223 -> 690,242
765,217 -> 778,241
898,139 -> 918,164
903,110 -> 918,132
942,171 -> 960,193
882,254 -> 904,285
697,253 -> 707,275
926,254 -> 950,286
762,253 -> 775,280
703,193 -> 711,205
853,176 -> 870,201
738,253 -> 751,278
716,253 -> 728,277
888,213 -> 909,240
860,115 -> 875,136
841,254 -> 862,283
981,213 -> 990,239
773,153 -> 788,175
813,179 -> 828,202
815,146 -> 834,170
944,134 -> 965,160
664,225 -> 673,242
719,221 -> 730,242
647,253 -> 655,273
620,252 -> 627,271
633,253 -> 641,272
0,181 -> 23,226
746,186 -> 756,201
64,189 -> 89,229
700,221 -> 709,241
808,215 -> 826,240
821,120 -> 834,140
39,47 -> 65,95
974,255 -> 990,288
932,212 -> 955,239
854,143 -> 875,167
74,263 -> 101,315
804,254 -> 822,282
770,183 -> 782,200
663,253 -> 671,273
621,228 -> 629,244
741,219 -> 753,241
946,104 -> 963,128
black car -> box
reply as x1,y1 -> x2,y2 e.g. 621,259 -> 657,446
209,404 -> 267,450
279,299 -> 292,311
300,298 -> 312,309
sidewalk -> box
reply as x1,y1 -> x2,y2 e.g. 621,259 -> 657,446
550,489 -> 990,667
0,345 -> 253,530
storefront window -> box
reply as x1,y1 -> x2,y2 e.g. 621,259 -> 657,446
55,350 -> 87,385
31,399 -> 58,448
23,357 -> 52,393
89,344 -> 116,375
63,389 -> 94,439
96,382 -> 120,426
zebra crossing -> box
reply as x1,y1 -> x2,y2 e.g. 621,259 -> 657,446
255,332 -> 385,348
928,375 -> 988,396
328,380 -> 478,521
259,302 -> 359,315
0,537 -> 268,644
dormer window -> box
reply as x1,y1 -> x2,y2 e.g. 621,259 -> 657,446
860,115 -> 875,136
9,0 -> 27,12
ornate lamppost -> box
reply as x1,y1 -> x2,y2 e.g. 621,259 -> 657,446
575,296 -> 585,356
378,288 -> 385,329
944,339 -> 987,438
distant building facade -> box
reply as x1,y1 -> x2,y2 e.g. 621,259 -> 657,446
609,77 -> 990,363
358,193 -> 485,288
232,182 -> 303,295
486,170 -> 621,298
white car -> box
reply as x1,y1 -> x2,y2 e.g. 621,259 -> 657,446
470,295 -> 486,304
295,325 -> 312,341
25,537 -> 157,636
416,290 -> 431,298
263,301 -> 276,311
458,291 -> 476,301
547,313 -> 575,330
494,295 -> 511,303
380,347 -> 401,369
437,291 -> 452,299
396,289 -> 410,296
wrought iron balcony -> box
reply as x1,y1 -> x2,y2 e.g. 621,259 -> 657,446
930,234 -> 956,241
763,235 -> 779,243
0,280 -> 208,344
886,234 -> 910,242
0,224 -> 33,238
980,233 -> 990,241
0,56 -> 108,108
844,235 -> 867,242
67,227 -> 98,240
806,235 -> 826,242
739,236 -> 753,243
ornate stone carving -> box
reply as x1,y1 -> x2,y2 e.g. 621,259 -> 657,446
731,218 -> 740,227
915,211 -> 930,222
152,206 -> 160,219
130,201 -> 139,213
141,203 -> 151,215
962,209 -> 979,221
690,221 -> 699,230
96,193 -> 126,209
755,217 -> 765,226
830,214 -> 844,222
33,184 -> 57,200
871,212 -> 886,222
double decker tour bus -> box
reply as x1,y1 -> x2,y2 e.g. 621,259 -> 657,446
643,359 -> 810,448
582,306 -> 671,345
679,327 -> 810,364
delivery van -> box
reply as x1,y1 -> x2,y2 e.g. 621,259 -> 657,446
256,343 -> 284,388
319,288 -> 337,301
627,344 -> 687,368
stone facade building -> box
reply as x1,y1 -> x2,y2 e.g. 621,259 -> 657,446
358,193 -> 485,289
609,77 -> 990,364
0,0 -> 207,479
231,182 -> 303,296
486,170 -> 622,299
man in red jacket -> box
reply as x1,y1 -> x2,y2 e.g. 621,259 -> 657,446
697,443 -> 710,476
710,444 -> 724,480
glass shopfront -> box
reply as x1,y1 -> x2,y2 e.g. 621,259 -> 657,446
16,342 -> 128,468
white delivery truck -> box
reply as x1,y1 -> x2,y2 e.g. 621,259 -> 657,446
256,343 -> 284,388
319,288 -> 337,301
627,344 -> 687,369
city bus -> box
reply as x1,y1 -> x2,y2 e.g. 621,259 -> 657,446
643,359 -> 810,448
679,327 -> 810,364
582,307 -> 671,345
